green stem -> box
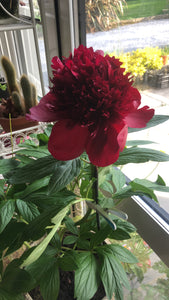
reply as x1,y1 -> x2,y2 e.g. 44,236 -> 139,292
91,164 -> 100,230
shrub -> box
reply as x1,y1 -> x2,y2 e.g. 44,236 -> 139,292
108,47 -> 163,78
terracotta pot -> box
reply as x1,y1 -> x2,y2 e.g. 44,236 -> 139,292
0,116 -> 38,133
161,55 -> 168,65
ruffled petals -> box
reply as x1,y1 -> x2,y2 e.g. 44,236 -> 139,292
125,106 -> 155,128
48,121 -> 89,161
26,93 -> 57,122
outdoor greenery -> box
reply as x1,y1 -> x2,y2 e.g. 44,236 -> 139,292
108,47 -> 163,78
121,0 -> 169,20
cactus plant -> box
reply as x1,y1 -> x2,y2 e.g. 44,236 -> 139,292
0,55 -> 38,118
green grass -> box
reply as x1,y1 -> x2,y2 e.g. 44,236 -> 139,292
121,0 -> 169,20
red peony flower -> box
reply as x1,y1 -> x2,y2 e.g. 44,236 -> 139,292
27,45 -> 154,167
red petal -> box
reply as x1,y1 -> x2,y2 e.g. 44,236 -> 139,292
48,121 -> 89,161
125,106 -> 155,128
86,124 -> 124,167
26,93 -> 57,122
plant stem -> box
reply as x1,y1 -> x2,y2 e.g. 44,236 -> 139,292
91,164 -> 100,230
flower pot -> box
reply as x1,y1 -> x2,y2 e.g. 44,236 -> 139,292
0,116 -> 38,133
161,55 -> 168,66
0,0 -> 19,24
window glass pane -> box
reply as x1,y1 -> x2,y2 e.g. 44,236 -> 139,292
120,232 -> 169,299
85,0 -> 169,213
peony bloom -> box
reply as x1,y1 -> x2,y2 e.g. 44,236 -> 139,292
27,45 -> 154,167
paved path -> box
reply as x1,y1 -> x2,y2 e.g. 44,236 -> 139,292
87,19 -> 169,53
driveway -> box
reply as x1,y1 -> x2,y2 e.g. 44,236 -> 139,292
86,18 -> 169,53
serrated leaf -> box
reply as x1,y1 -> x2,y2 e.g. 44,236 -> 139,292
86,201 -> 116,230
17,147 -> 50,158
19,176 -> 50,198
22,206 -> 69,267
40,260 -> 60,300
16,199 -> 40,222
74,252 -> 100,300
48,158 -> 81,194
96,247 -> 130,300
64,216 -> 79,235
8,155 -> 61,184
109,244 -> 138,263
63,235 -> 78,245
128,114 -> 169,133
0,200 -> 15,233
115,147 -> 169,165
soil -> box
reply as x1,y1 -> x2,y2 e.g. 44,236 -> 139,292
29,271 -> 106,300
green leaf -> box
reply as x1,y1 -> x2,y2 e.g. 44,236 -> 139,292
17,147 -> 50,159
63,235 -> 78,245
0,179 -> 5,198
86,201 -> 116,230
129,181 -> 158,202
126,140 -> 156,146
1,264 -> 35,296
111,168 -> 126,192
109,244 -> 138,263
64,216 -> 79,235
128,114 -> 169,133
155,175 -> 166,186
26,251 -> 57,283
40,260 -> 60,300
0,220 -> 27,254
19,176 -> 50,198
8,155 -> 61,184
96,247 -> 130,300
16,199 -> 40,222
0,200 -> 15,233
0,288 -> 24,300
132,178 -> 169,193
22,206 -> 69,267
90,227 -> 111,248
115,147 -> 169,165
0,158 -> 19,175
108,228 -> 131,240
74,252 -> 100,300
58,250 -> 78,271
116,219 -> 136,233
48,158 -> 81,194
100,181 -> 114,195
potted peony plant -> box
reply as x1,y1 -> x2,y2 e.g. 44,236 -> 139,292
0,56 -> 38,133
0,45 -> 169,300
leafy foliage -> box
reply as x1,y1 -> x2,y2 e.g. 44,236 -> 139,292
0,116 -> 169,300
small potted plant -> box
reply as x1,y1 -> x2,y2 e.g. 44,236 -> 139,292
0,56 -> 38,133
